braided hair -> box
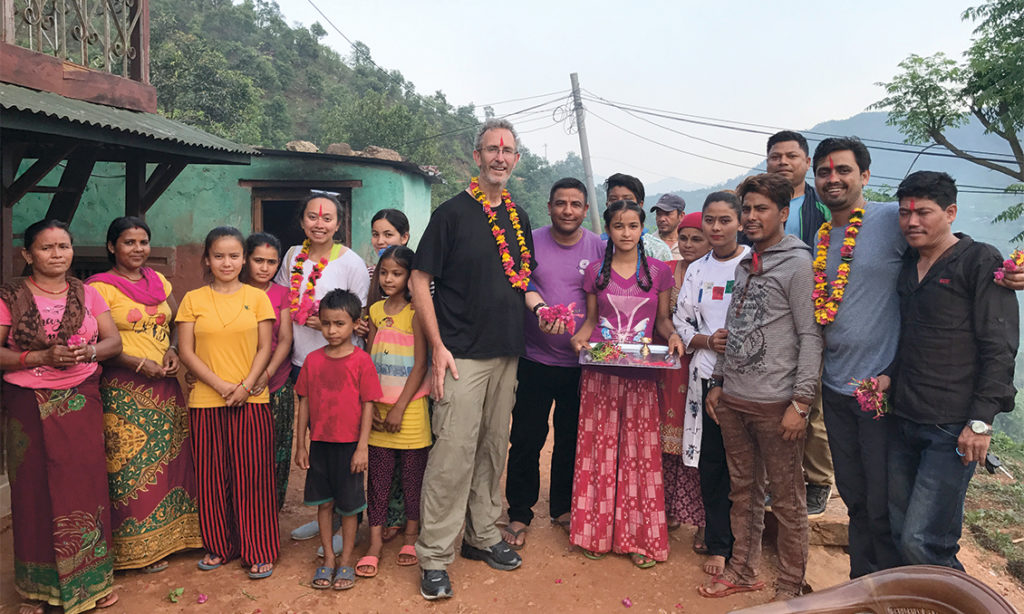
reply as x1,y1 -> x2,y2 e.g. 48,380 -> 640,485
596,200 -> 653,292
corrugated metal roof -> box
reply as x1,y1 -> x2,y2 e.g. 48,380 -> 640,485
0,82 -> 255,155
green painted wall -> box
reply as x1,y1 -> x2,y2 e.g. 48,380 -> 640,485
13,153 -> 433,262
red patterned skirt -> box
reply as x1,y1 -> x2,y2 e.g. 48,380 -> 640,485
569,368 -> 669,561
4,374 -> 114,614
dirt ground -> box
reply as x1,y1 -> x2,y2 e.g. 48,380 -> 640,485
4,429 -> 1024,614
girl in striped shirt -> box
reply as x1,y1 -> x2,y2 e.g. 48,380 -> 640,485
356,246 -> 431,577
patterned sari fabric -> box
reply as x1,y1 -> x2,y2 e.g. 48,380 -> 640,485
270,379 -> 295,510
4,374 -> 115,614
655,265 -> 705,527
100,366 -> 202,568
570,369 -> 669,561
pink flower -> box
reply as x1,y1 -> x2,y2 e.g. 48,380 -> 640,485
1004,259 -> 1018,272
197,594 -> 208,604
622,598 -> 633,608
995,269 -> 1006,281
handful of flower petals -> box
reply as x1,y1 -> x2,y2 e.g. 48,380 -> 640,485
850,377 -> 889,420
536,302 -> 581,334
993,249 -> 1024,282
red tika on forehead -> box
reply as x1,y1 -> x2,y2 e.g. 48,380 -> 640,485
829,156 -> 835,170
909,199 -> 916,212
499,135 -> 504,148
318,201 -> 324,218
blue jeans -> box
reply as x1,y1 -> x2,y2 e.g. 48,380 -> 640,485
887,416 -> 975,570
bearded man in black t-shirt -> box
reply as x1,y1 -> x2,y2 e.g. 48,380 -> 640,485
410,119 -> 551,600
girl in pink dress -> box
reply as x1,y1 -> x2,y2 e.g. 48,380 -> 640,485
569,200 -> 685,568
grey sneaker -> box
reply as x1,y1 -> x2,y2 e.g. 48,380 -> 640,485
420,569 -> 453,600
460,540 -> 523,571
291,515 -> 343,541
806,484 -> 831,518
316,534 -> 344,558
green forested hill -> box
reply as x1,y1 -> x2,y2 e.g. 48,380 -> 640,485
147,0 -> 582,215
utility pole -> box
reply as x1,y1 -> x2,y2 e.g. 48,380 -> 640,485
570,73 -> 601,231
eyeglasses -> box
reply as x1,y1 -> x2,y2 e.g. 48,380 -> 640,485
479,146 -> 518,157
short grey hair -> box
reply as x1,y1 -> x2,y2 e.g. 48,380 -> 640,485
475,118 -> 520,152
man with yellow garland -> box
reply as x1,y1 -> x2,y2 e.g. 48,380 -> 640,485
410,119 -> 551,600
811,137 -> 905,579
811,137 -> 1024,580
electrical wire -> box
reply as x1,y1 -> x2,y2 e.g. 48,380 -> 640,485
397,96 -> 568,148
477,90 -> 570,108
587,109 -> 1012,194
304,0 -> 478,127
582,89 -> 1022,163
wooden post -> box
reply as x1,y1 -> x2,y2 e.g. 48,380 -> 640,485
1,0 -> 14,44
45,153 -> 96,223
125,159 -> 146,218
139,162 -> 186,214
129,0 -> 150,85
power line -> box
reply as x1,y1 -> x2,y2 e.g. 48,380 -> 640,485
587,109 -> 1010,194
397,96 -> 568,148
477,90 -> 570,108
587,109 -> 768,172
304,0 -> 478,128
582,90 -> 1021,165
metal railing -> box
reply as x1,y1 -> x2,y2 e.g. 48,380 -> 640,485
2,0 -> 149,82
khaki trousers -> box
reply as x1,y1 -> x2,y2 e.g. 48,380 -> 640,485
416,356 -> 518,570
803,387 -> 835,487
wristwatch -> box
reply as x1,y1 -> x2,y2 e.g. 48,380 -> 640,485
532,302 -> 546,315
707,378 -> 723,389
967,420 -> 993,436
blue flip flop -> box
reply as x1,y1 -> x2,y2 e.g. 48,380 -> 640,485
197,555 -> 223,571
332,565 -> 355,590
311,566 -> 334,589
248,562 -> 274,579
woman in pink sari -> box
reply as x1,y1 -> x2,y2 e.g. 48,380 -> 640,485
0,219 -> 122,614
87,216 -> 202,573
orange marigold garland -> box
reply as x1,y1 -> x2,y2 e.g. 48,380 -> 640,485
469,176 -> 532,291
812,207 -> 864,325
289,239 -> 328,325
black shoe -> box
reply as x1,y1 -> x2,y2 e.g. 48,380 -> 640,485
460,540 -> 523,571
420,569 -> 453,600
806,484 -> 831,518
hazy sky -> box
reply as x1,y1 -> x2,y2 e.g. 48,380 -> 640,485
275,0 -> 980,188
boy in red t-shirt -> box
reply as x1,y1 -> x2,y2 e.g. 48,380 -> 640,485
295,289 -> 382,590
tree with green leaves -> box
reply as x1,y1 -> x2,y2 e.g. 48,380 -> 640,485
873,0 -> 1024,240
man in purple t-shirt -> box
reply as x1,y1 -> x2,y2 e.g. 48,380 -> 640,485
501,177 -> 606,549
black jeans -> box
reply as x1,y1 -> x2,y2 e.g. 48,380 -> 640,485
699,379 -> 733,558
505,357 -> 581,525
822,386 -> 902,578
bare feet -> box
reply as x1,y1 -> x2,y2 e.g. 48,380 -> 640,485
95,592 -> 119,608
18,602 -> 45,614
142,559 -> 169,573
381,525 -> 402,542
501,521 -> 527,549
692,526 -> 709,554
198,553 -> 223,569
397,530 -> 419,565
703,554 -> 726,576
552,513 -> 571,533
